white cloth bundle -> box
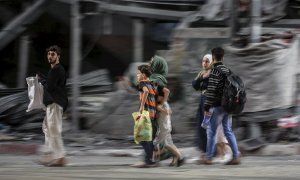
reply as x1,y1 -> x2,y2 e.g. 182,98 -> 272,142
26,76 -> 45,112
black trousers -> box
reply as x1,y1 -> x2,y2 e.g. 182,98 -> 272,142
140,141 -> 154,164
195,95 -> 207,153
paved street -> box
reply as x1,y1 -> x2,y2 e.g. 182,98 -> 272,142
0,154 -> 300,180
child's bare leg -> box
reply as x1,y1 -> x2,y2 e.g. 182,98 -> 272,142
153,144 -> 160,162
166,144 -> 182,161
169,156 -> 176,166
166,144 -> 185,167
165,145 -> 179,166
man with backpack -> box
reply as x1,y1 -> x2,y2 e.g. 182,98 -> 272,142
203,47 -> 242,165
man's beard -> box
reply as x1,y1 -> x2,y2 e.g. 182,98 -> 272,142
49,58 -> 57,64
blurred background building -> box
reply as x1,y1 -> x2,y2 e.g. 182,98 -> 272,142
0,0 -> 299,150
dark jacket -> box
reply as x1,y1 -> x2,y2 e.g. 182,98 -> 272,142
204,62 -> 229,112
42,64 -> 68,111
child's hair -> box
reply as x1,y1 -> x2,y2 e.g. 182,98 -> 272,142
138,64 -> 152,77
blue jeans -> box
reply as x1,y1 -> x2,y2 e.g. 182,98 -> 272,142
206,106 -> 240,160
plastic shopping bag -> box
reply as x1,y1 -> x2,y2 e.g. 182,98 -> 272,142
132,110 -> 153,144
26,76 -> 45,112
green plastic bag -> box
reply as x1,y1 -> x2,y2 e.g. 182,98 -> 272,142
132,110 -> 153,144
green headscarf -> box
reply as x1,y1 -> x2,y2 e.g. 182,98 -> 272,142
149,55 -> 168,87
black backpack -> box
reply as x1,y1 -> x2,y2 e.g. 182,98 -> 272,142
215,66 -> 247,114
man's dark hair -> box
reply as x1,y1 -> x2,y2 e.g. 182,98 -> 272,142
138,64 -> 152,78
211,47 -> 224,61
46,45 -> 62,55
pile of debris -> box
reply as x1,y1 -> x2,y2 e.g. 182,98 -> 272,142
0,69 -> 114,132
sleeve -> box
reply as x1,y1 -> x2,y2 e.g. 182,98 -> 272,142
204,69 -> 222,111
138,82 -> 145,92
37,72 -> 47,85
192,75 -> 206,91
40,78 -> 47,86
